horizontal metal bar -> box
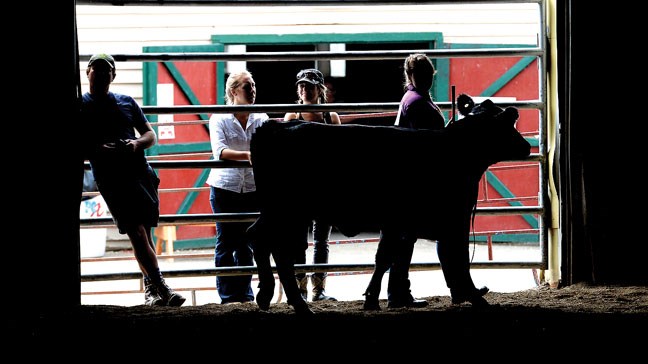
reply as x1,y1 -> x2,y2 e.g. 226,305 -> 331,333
84,154 -> 543,170
80,48 -> 543,64
77,1 -> 542,6
144,154 -> 542,169
80,261 -> 545,282
142,100 -> 544,115
80,206 -> 543,227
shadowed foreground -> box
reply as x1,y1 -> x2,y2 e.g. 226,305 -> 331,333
22,284 -> 648,356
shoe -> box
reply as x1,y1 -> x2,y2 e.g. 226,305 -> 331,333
297,276 -> 308,301
156,280 -> 186,307
310,275 -> 336,302
387,292 -> 428,308
363,291 -> 381,311
312,289 -> 337,302
451,286 -> 490,305
144,282 -> 164,306
388,297 -> 428,309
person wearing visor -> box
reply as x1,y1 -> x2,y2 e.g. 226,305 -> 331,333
284,68 -> 340,302
81,53 -> 185,307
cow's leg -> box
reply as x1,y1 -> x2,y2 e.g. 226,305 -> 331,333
249,217 -> 275,311
362,229 -> 396,310
254,248 -> 275,311
274,221 -> 313,315
274,250 -> 313,315
437,226 -> 489,307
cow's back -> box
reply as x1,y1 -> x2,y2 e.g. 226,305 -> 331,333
251,120 -> 449,230
250,108 -> 530,240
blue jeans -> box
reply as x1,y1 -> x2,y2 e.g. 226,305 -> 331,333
210,187 -> 256,303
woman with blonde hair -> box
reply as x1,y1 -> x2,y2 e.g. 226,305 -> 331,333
206,70 -> 269,304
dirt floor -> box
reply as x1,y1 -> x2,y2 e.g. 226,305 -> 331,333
24,283 -> 648,356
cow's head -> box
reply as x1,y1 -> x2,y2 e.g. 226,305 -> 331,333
448,94 -> 531,167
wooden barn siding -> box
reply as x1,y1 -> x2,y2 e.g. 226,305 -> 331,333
76,3 -> 540,103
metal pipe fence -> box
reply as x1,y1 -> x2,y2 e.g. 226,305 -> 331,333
79,1 -> 549,295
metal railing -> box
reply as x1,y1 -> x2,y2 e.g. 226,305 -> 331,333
79,0 -> 549,294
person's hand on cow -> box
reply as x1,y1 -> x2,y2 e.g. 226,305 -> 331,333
220,148 -> 253,165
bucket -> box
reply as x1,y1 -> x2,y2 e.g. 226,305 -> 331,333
80,195 -> 109,258
80,228 -> 107,258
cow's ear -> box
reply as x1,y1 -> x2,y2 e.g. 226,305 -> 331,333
479,99 -> 496,111
501,107 -> 519,126
457,93 -> 474,116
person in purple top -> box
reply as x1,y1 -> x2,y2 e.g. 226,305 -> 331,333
395,54 -> 445,130
363,53 -> 445,310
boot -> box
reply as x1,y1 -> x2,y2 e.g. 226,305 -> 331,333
144,281 -> 164,306
387,290 -> 428,309
156,278 -> 186,307
297,276 -> 309,301
311,274 -> 337,302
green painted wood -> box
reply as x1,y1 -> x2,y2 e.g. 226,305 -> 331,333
171,233 -> 539,251
178,168 -> 211,215
481,57 -> 536,97
211,32 -> 444,44
156,142 -> 211,155
526,137 -> 539,147
465,233 -> 539,244
485,170 -> 539,229
143,44 -> 224,215
143,61 -> 160,157
162,61 -> 211,128
172,237 -> 216,250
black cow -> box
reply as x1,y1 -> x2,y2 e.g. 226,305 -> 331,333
248,95 -> 531,314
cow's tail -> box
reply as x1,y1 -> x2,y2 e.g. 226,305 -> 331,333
469,202 -> 478,263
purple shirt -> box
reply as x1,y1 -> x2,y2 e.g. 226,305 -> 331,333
397,84 -> 445,130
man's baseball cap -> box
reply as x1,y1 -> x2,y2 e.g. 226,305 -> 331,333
295,68 -> 324,85
88,53 -> 115,69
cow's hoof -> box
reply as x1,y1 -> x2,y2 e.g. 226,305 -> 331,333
451,286 -> 490,305
290,300 -> 314,315
256,299 -> 270,311
362,292 -> 381,310
294,304 -> 314,316
468,295 -> 490,308
256,288 -> 274,311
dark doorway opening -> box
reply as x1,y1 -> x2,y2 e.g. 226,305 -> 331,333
246,41 -> 433,119
247,44 -> 313,119
344,42 -> 430,103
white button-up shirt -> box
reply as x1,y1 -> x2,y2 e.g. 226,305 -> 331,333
206,112 -> 269,193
